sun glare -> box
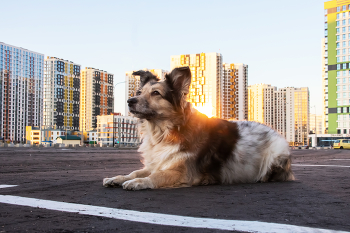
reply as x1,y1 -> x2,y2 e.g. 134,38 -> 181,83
193,104 -> 214,118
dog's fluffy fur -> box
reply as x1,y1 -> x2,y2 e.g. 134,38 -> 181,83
103,67 -> 294,190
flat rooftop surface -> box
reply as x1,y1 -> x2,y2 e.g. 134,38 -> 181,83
0,148 -> 349,233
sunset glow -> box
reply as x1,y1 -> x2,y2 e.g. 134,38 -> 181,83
193,104 -> 214,118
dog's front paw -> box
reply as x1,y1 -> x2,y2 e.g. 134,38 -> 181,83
122,178 -> 154,191
103,175 -> 128,187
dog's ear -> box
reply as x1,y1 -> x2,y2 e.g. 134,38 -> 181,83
165,67 -> 191,110
165,67 -> 191,95
132,70 -> 159,87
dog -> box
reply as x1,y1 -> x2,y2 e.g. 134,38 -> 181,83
103,67 -> 294,190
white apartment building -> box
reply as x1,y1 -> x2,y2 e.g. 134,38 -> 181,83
43,57 -> 81,131
170,53 -> 223,118
0,42 -> 44,143
41,128 -> 66,144
221,63 -> 248,120
125,69 -> 167,116
87,130 -> 97,143
249,84 -> 310,146
97,114 -> 139,146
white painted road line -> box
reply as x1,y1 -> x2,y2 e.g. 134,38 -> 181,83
0,185 -> 18,189
329,159 -> 350,161
0,195 -> 347,233
293,164 -> 350,168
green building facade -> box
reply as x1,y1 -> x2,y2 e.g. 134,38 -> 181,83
325,0 -> 350,134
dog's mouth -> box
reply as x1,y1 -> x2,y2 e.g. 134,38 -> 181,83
130,109 -> 143,115
130,109 -> 157,120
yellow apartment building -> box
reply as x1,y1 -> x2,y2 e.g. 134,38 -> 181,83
25,126 -> 41,144
170,53 -> 222,118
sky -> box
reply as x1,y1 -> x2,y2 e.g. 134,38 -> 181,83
0,0 -> 325,115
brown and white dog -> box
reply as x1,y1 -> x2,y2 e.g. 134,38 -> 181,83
103,67 -> 294,190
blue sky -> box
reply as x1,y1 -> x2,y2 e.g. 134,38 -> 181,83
0,0 -> 325,115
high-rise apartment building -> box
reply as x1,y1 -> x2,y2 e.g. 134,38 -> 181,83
249,84 -> 309,146
0,42 -> 44,143
170,53 -> 223,118
43,57 -> 81,131
221,63 -> 248,120
324,0 -> 350,134
322,38 -> 328,134
248,83 -> 271,122
125,69 -> 167,116
80,67 -> 114,131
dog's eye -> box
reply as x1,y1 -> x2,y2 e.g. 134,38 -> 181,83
136,91 -> 141,96
151,91 -> 161,96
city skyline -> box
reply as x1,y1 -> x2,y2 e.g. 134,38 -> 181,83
0,0 -> 325,115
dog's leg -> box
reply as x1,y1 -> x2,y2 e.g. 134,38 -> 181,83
103,168 -> 151,187
122,169 -> 184,190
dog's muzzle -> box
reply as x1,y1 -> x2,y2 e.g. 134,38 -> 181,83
127,97 -> 138,107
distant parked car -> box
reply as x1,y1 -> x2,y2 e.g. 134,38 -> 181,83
333,139 -> 350,149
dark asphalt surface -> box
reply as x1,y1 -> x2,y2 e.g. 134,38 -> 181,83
0,148 -> 349,233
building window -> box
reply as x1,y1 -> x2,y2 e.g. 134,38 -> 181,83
337,13 -> 340,19
337,21 -> 340,27
338,107 -> 342,113
337,57 -> 341,62
337,35 -> 340,41
343,34 -> 346,40
337,7 -> 340,12
343,5 -> 346,11
344,56 -> 346,61
343,19 -> 346,25
343,27 -> 346,33
337,42 -> 340,48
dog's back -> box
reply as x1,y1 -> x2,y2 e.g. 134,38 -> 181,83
221,120 -> 294,183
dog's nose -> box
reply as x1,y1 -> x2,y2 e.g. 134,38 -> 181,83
127,98 -> 138,106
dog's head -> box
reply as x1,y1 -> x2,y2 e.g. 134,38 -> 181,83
127,67 -> 191,123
